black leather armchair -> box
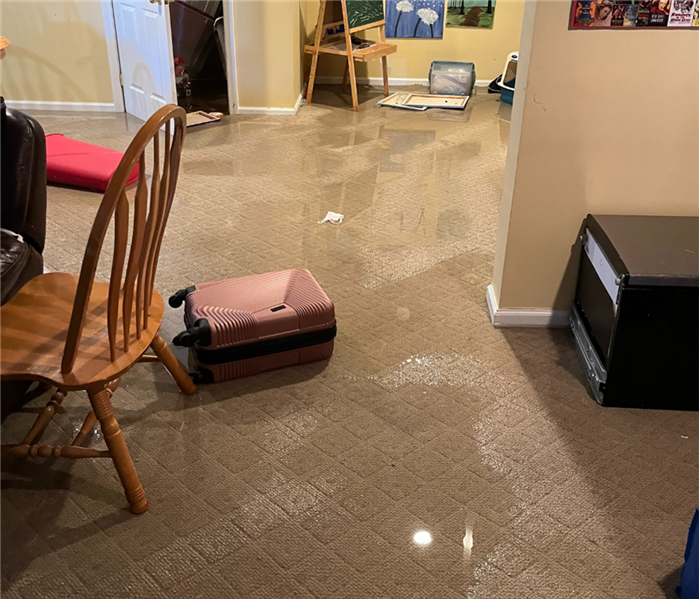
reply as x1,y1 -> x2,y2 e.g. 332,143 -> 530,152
1,97 -> 47,304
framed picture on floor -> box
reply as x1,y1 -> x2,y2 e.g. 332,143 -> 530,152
386,0 -> 446,38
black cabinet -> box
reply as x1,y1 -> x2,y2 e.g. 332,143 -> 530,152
570,215 -> 699,411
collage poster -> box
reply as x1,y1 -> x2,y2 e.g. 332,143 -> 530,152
570,0 -> 699,27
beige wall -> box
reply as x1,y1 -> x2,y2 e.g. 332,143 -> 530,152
0,1 -> 113,104
0,0 -> 303,111
301,0 -> 524,82
234,0 -> 302,109
0,0 -> 518,111
492,0 -> 699,312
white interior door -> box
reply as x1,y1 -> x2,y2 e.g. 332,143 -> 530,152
112,0 -> 177,121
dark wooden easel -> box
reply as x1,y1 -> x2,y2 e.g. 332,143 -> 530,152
305,0 -> 397,112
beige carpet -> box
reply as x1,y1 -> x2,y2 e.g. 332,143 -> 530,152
2,87 -> 697,599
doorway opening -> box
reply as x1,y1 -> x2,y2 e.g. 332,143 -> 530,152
106,0 -> 236,122
170,0 -> 229,115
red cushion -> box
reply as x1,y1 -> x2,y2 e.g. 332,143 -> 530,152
45,134 -> 139,192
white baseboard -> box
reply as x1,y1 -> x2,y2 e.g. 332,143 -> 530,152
237,93 -> 304,116
315,76 -> 428,86
486,284 -> 569,328
237,106 -> 298,116
4,100 -> 118,113
236,78 -> 493,116
314,76 -> 491,88
293,92 -> 304,114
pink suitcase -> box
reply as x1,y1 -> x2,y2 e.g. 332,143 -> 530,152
169,269 -> 335,383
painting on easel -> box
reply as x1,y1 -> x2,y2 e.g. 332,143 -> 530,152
345,0 -> 384,28
386,0 -> 446,38
305,0 -> 396,112
446,0 -> 496,28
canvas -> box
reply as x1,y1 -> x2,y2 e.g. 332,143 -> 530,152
446,0 -> 496,28
386,0 -> 446,38
345,0 -> 384,29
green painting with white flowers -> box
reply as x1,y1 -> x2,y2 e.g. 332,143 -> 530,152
386,0 -> 446,38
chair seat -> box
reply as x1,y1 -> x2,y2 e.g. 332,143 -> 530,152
0,272 -> 164,390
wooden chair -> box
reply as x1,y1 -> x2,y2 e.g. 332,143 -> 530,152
0,105 -> 196,514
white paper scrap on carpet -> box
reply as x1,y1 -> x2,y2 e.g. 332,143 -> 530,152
318,211 -> 344,225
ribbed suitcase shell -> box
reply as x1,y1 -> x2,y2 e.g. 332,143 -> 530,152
179,269 -> 335,382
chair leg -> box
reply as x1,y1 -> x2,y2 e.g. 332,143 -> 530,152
381,56 -> 389,96
21,389 -> 66,445
71,379 -> 119,447
150,334 -> 197,396
71,410 -> 97,447
87,387 -> 148,514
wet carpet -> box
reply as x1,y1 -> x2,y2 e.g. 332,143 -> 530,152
2,88 -> 697,599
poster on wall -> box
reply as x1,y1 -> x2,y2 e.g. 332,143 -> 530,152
386,0 -> 446,38
570,0 -> 699,26
667,0 -> 698,25
446,0 -> 497,28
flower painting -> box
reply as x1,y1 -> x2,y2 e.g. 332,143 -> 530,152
386,0 -> 446,38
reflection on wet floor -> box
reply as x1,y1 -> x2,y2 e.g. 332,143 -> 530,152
370,352 -> 490,388
2,88 -> 697,599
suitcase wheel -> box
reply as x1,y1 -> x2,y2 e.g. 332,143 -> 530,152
168,285 -> 196,309
189,369 -> 214,385
172,318 -> 212,348
173,330 -> 197,347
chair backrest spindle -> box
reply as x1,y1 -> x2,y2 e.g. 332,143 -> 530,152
141,133 -> 161,331
145,125 -> 176,310
107,192 -> 129,362
60,105 -> 186,375
137,134 -> 161,333
142,124 -> 181,338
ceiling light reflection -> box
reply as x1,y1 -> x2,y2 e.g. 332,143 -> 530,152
413,530 -> 432,545
463,527 -> 473,555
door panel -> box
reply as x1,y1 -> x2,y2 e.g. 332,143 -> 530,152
113,0 -> 176,121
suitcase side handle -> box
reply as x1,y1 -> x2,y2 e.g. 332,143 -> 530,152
169,285 -> 197,308
173,318 -> 212,347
